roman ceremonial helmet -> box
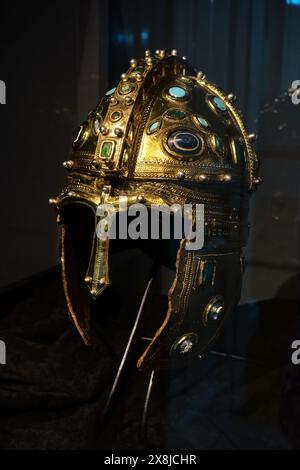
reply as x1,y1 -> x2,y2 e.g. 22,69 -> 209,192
50,49 -> 261,370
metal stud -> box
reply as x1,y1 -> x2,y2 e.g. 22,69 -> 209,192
67,191 -> 75,197
248,133 -> 257,141
62,160 -> 74,169
172,334 -> 198,355
91,159 -> 100,169
199,174 -> 207,181
100,126 -> 108,135
145,49 -> 151,58
146,57 -> 152,66
125,96 -> 133,105
121,73 -> 127,81
136,195 -> 145,203
109,96 -> 118,105
105,159 -> 114,168
136,73 -> 143,82
182,56 -> 187,61
253,176 -> 263,185
177,171 -> 185,180
227,93 -> 236,102
171,49 -> 177,56
222,174 -> 232,182
130,59 -> 137,68
203,296 -> 225,324
197,71 -> 206,80
49,198 -> 58,206
84,276 -> 92,284
102,186 -> 110,194
114,128 -> 123,137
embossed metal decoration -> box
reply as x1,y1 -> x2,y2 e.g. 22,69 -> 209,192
50,49 -> 261,371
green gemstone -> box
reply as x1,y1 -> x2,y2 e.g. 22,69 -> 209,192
166,109 -> 186,119
132,66 -> 144,75
203,262 -> 215,284
216,136 -> 224,154
101,141 -> 113,159
111,111 -> 122,121
119,83 -> 133,94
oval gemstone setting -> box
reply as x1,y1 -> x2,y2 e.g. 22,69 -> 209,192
211,95 -> 227,112
165,109 -> 186,120
168,86 -> 187,100
167,130 -> 203,158
148,120 -> 161,134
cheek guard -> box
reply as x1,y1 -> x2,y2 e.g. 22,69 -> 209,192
50,50 -> 261,371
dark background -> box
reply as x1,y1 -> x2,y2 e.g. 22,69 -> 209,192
0,0 -> 300,450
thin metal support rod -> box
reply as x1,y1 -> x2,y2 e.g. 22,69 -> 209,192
101,276 -> 154,422
141,369 -> 155,442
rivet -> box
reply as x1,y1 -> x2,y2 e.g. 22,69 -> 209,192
227,93 -> 236,102
102,186 -> 110,194
177,171 -> 185,180
62,160 -> 74,169
130,58 -> 137,68
105,159 -> 114,168
114,127 -> 123,137
197,71 -> 206,80
172,334 -> 197,355
125,96 -> 133,105
109,96 -> 118,105
222,174 -> 232,182
100,126 -> 108,135
121,73 -> 127,81
136,195 -> 145,203
171,49 -> 177,56
136,73 -> 143,82
91,159 -> 100,169
49,198 -> 58,206
253,176 -> 263,185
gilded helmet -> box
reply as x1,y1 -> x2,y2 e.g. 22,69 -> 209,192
50,49 -> 261,370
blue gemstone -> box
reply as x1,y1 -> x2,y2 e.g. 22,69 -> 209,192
215,136 -> 224,154
168,86 -> 187,99
212,96 -> 227,112
167,130 -> 201,156
148,120 -> 161,134
196,115 -> 209,128
202,262 -> 215,284
105,87 -> 116,96
174,132 -> 199,150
